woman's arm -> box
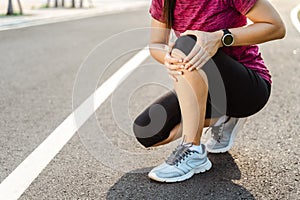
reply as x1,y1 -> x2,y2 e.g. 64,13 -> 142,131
149,17 -> 184,81
229,0 -> 286,46
182,0 -> 286,70
149,18 -> 170,64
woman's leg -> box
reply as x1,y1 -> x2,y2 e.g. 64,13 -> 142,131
133,90 -> 182,148
133,87 -> 221,147
147,39 -> 215,182
133,42 -> 223,148
169,45 -> 209,146
152,118 -> 220,147
145,45 -> 220,147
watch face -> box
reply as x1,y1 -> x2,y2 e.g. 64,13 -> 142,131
224,34 -> 234,46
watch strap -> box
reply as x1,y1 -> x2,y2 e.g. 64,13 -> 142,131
222,29 -> 231,35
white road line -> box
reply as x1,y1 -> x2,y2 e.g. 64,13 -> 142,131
291,3 -> 300,33
0,47 -> 149,200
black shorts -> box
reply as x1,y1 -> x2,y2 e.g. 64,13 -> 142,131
133,35 -> 271,147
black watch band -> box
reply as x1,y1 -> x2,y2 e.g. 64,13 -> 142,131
222,29 -> 231,35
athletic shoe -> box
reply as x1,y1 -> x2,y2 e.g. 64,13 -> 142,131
148,143 -> 212,182
205,117 -> 247,153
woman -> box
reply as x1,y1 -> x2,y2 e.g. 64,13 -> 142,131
133,0 -> 285,182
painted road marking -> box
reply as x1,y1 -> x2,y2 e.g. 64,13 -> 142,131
291,3 -> 300,33
0,47 -> 149,200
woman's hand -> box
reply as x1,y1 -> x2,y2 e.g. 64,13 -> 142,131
180,30 -> 223,71
164,43 -> 183,81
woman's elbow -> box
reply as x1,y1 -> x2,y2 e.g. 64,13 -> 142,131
149,44 -> 166,63
149,48 -> 156,58
275,21 -> 286,39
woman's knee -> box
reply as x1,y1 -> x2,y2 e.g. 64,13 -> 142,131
132,91 -> 181,148
133,113 -> 165,148
171,35 -> 208,86
172,35 -> 197,57
133,111 -> 176,148
132,114 -> 153,148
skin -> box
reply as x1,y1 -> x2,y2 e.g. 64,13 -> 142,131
149,0 -> 286,146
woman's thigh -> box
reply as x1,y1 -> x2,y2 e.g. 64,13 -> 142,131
204,50 -> 271,117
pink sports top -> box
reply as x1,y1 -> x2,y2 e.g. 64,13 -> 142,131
150,0 -> 272,84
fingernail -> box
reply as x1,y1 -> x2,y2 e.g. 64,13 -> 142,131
179,59 -> 183,62
188,68 -> 192,71
180,65 -> 184,68
178,71 -> 183,75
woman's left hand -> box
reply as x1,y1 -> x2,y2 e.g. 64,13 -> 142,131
180,30 -> 223,71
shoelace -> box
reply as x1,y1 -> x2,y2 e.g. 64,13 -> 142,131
205,123 -> 225,143
166,143 -> 194,166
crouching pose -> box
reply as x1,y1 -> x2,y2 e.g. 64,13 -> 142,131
133,0 -> 285,182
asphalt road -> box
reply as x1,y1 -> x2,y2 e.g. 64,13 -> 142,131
0,0 -> 299,199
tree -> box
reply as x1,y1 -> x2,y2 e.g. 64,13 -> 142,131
46,0 -> 50,8
7,0 -> 23,15
17,0 -> 22,14
7,0 -> 13,15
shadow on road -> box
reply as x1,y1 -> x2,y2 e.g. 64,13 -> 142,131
106,153 -> 255,200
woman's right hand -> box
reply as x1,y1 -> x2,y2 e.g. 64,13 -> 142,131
164,44 -> 183,82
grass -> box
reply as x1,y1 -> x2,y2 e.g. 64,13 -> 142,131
40,4 -> 50,9
0,13 -> 22,17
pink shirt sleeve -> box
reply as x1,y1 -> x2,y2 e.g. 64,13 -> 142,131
230,0 -> 258,15
149,0 -> 165,22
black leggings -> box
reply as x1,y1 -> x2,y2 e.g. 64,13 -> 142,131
133,35 -> 271,147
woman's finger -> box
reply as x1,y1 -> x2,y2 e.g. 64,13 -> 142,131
185,47 -> 206,69
168,69 -> 183,75
165,53 -> 183,64
192,53 -> 210,71
165,62 -> 182,70
183,43 -> 201,63
195,56 -> 211,70
185,50 -> 204,69
166,56 -> 183,64
187,55 -> 204,71
187,65 -> 197,72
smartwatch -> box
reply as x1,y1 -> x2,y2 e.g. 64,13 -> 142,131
222,29 -> 234,47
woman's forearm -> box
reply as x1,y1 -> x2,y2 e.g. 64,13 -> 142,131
228,0 -> 286,46
229,22 -> 286,46
149,43 -> 169,64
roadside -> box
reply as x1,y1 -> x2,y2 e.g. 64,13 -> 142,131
0,0 -> 149,31
291,2 -> 300,33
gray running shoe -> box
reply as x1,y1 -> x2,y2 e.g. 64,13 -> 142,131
148,143 -> 212,183
205,117 -> 247,153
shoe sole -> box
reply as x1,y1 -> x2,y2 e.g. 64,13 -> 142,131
206,118 -> 247,153
148,159 -> 212,183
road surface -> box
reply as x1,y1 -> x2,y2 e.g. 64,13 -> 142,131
0,0 -> 299,199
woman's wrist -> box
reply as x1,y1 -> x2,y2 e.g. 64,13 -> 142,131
213,30 -> 224,48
